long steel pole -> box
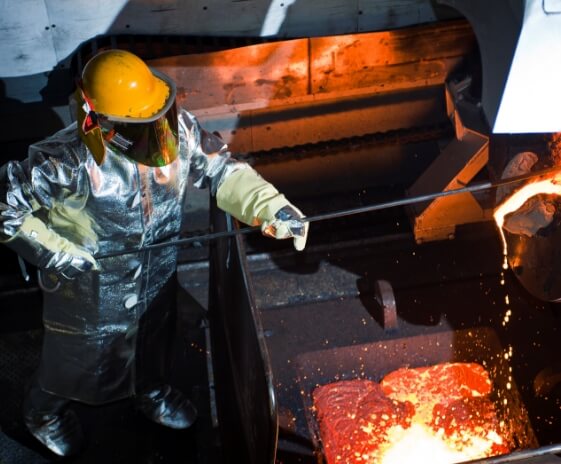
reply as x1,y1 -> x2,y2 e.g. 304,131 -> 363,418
96,166 -> 561,259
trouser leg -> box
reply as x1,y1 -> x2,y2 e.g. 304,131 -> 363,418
135,277 -> 177,392
134,277 -> 197,429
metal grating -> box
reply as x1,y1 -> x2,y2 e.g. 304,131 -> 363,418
0,331 -> 42,433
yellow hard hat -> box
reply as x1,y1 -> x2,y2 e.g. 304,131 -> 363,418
82,49 -> 169,119
76,49 -> 178,166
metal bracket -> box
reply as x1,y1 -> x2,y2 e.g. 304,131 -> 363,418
407,79 -> 490,243
374,279 -> 398,333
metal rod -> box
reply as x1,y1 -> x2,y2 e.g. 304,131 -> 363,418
96,166 -> 561,260
304,165 -> 561,223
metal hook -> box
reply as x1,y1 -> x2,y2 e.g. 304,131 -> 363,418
37,269 -> 61,293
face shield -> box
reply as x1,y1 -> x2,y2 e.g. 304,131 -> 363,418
78,69 -> 179,167
100,104 -> 178,167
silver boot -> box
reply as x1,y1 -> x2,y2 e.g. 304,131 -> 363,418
23,385 -> 84,457
136,384 -> 197,429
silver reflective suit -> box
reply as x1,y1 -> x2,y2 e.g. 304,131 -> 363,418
0,108 -> 244,404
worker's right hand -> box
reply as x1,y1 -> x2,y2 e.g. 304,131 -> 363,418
19,216 -> 98,279
57,245 -> 97,280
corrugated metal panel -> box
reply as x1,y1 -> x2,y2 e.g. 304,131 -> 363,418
152,39 -> 310,110
148,21 -> 474,152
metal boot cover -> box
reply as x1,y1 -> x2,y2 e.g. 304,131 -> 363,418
24,409 -> 84,457
136,384 -> 197,429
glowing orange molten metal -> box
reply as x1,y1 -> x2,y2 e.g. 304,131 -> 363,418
313,363 -> 511,464
379,423 -> 497,464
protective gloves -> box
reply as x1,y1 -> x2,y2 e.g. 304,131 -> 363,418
216,168 -> 308,251
9,216 -> 98,280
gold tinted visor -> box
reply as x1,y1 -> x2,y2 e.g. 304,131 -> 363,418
101,104 -> 178,167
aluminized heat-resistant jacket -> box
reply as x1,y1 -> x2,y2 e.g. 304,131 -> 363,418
0,108 -> 246,404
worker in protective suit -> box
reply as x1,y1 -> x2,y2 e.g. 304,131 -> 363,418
0,49 -> 308,457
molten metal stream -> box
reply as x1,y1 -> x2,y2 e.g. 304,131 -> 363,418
493,175 -> 561,267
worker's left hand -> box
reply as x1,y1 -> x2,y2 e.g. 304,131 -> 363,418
261,204 -> 308,251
